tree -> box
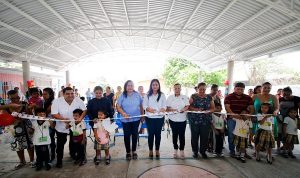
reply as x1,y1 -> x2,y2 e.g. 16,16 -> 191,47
203,69 -> 227,86
162,57 -> 228,88
162,58 -> 202,88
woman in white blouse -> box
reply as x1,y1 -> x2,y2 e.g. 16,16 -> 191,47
166,83 -> 189,159
143,79 -> 166,159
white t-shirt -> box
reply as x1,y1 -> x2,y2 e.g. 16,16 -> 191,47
143,93 -> 167,118
51,97 -> 87,133
233,118 -> 253,138
284,116 -> 298,135
257,114 -> 274,131
32,120 -> 51,146
166,94 -> 189,122
212,114 -> 226,130
70,121 -> 86,136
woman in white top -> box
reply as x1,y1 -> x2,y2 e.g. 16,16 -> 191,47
143,79 -> 166,159
166,83 -> 189,159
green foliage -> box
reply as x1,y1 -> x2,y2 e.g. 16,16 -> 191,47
162,57 -> 227,88
162,58 -> 202,88
203,69 -> 227,86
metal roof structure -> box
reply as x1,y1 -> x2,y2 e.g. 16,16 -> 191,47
0,0 -> 299,71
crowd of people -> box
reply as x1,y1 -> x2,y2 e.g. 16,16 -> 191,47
0,79 -> 299,171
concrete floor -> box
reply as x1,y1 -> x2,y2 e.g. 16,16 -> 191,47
1,126 -> 300,178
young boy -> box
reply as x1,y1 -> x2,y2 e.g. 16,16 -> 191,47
30,108 -> 53,171
212,103 -> 226,157
68,109 -> 86,166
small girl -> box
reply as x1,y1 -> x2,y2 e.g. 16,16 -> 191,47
233,110 -> 253,163
212,103 -> 226,157
282,108 -> 299,159
254,103 -> 275,164
93,110 -> 111,165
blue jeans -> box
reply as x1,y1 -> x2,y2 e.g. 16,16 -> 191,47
227,119 -> 236,154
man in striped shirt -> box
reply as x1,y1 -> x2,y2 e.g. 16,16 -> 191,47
224,82 -> 254,158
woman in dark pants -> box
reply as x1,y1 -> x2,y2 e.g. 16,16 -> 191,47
42,88 -> 55,162
87,86 -> 114,162
188,82 -> 215,159
117,80 -> 143,160
143,79 -> 167,159
166,83 -> 189,159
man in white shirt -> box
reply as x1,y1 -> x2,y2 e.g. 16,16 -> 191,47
51,87 -> 87,168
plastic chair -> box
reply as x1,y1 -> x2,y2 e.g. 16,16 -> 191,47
84,115 -> 94,142
113,114 -> 124,145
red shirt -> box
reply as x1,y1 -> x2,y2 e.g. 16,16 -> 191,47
224,93 -> 253,114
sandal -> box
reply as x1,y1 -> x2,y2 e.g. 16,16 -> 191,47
15,162 -> 26,170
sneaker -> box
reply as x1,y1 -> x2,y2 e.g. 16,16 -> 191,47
149,151 -> 154,159
240,157 -> 246,163
180,151 -> 185,159
14,162 -> 26,170
218,153 -> 224,157
212,153 -> 217,157
173,150 -> 178,159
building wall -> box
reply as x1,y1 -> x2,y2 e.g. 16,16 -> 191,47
0,68 -> 56,100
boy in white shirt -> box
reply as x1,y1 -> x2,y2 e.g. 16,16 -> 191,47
212,103 -> 226,157
283,108 -> 299,158
29,108 -> 54,171
233,110 -> 253,163
68,109 -> 86,166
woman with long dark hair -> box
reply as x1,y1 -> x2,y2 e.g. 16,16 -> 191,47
42,87 -> 56,162
117,80 -> 143,160
143,79 -> 166,159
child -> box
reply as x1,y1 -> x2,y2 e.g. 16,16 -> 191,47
254,103 -> 275,164
212,103 -> 226,157
233,110 -> 253,163
93,110 -> 111,165
69,109 -> 86,166
30,108 -> 53,171
28,87 -> 43,112
282,108 -> 299,158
